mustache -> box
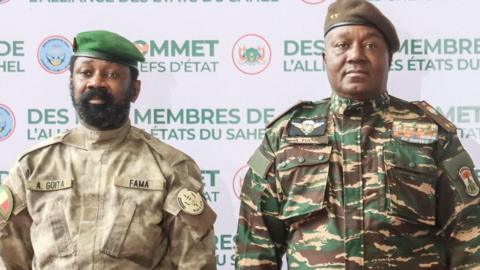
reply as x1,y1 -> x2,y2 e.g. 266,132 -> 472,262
80,88 -> 114,105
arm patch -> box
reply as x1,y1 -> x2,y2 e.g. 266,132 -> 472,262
441,151 -> 480,201
247,148 -> 274,179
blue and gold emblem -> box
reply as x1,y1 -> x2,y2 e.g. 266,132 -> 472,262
38,36 -> 73,74
0,104 -> 15,142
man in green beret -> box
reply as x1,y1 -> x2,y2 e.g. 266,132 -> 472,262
236,0 -> 480,269
0,30 -> 217,269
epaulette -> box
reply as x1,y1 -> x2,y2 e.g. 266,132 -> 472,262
132,127 -> 189,166
266,100 -> 316,129
413,101 -> 457,133
18,131 -> 69,161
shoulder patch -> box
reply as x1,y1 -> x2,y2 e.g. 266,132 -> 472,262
177,188 -> 205,215
413,101 -> 456,133
266,101 -> 314,129
441,151 -> 480,201
18,131 -> 68,161
0,185 -> 13,222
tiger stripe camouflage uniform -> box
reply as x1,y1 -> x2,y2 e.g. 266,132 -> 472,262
236,92 -> 480,269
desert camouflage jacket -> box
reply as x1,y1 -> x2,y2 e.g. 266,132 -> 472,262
236,93 -> 480,270
0,121 -> 216,270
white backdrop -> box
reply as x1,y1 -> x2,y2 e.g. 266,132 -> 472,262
1,0 -> 480,269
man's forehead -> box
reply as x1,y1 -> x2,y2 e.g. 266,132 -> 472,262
325,25 -> 385,41
74,57 -> 129,69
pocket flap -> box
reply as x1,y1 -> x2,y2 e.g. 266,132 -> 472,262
102,200 -> 137,257
384,142 -> 437,176
277,145 -> 331,220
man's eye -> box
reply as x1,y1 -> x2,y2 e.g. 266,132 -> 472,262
336,42 -> 348,49
107,72 -> 119,79
79,70 -> 92,76
365,43 -> 378,49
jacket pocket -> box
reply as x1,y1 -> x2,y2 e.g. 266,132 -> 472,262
384,141 -> 437,226
30,200 -> 75,270
101,199 -> 137,257
276,144 -> 332,221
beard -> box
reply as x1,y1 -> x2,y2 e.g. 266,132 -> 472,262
70,83 -> 133,130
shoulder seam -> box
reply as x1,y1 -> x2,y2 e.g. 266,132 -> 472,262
413,101 -> 457,133
18,132 -> 68,161
132,127 -> 189,166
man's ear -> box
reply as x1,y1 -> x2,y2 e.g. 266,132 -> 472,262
131,80 -> 141,103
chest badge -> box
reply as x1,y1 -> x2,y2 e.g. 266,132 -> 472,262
0,185 -> 13,221
177,188 -> 204,215
393,121 -> 438,144
459,166 -> 480,197
289,118 -> 326,137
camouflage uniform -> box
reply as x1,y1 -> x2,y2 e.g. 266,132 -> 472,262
0,121 -> 217,269
236,93 -> 480,269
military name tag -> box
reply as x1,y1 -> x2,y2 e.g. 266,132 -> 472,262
26,179 -> 72,191
285,136 -> 328,145
288,118 -> 326,137
393,121 -> 438,144
0,185 -> 13,221
459,166 -> 480,197
115,177 -> 165,190
177,188 -> 204,215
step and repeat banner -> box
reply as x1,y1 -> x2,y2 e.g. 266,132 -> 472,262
1,0 -> 480,268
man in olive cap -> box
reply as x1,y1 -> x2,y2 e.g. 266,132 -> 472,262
236,0 -> 480,269
0,30 -> 217,269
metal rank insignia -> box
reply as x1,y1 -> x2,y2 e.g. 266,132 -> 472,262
392,121 -> 438,144
289,118 -> 326,137
0,185 -> 13,221
177,188 -> 204,215
459,166 -> 480,197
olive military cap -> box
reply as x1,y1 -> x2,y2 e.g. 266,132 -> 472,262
324,0 -> 400,53
72,30 -> 145,69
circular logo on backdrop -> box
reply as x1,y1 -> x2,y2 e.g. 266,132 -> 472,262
232,165 -> 250,199
37,35 -> 73,74
0,104 -> 15,142
302,0 -> 326,4
232,34 -> 272,75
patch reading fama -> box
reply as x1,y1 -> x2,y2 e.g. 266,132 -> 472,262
0,185 -> 13,221
459,166 -> 480,197
177,188 -> 204,215
114,177 -> 165,190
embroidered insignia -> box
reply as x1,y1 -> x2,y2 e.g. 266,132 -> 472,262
177,188 -> 204,215
459,166 -> 480,197
0,185 -> 13,221
392,121 -> 438,144
289,118 -> 326,137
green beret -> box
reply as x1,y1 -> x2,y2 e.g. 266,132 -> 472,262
73,30 -> 145,69
324,0 -> 400,53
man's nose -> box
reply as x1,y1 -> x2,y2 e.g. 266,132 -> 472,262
86,73 -> 107,89
347,45 -> 367,64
